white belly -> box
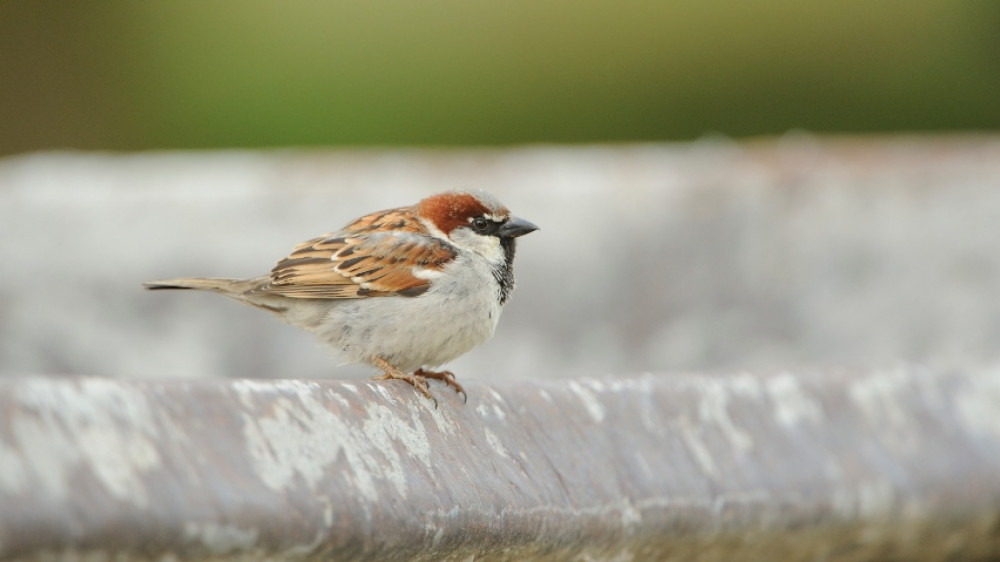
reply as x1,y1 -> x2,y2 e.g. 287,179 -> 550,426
305,255 -> 503,371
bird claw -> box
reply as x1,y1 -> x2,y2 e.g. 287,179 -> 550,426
372,358 -> 437,407
415,369 -> 467,403
371,359 -> 465,407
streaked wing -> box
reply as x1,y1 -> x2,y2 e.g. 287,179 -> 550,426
263,228 -> 456,299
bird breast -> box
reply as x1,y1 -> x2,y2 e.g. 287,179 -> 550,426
309,252 -> 504,371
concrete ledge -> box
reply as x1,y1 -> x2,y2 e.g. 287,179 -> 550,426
1,368 -> 999,560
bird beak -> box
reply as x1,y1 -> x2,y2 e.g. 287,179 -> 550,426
499,216 -> 539,238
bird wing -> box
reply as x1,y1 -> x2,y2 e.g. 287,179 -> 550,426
262,228 -> 457,299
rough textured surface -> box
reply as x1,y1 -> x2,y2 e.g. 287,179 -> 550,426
3,136 -> 1000,380
1,367 -> 999,561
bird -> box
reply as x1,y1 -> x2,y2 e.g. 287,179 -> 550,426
145,190 -> 538,403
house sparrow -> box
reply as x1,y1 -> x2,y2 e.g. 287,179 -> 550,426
145,190 -> 538,403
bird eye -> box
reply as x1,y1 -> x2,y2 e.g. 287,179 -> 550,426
472,217 -> 490,232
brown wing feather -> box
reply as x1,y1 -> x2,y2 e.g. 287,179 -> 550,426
262,208 -> 456,299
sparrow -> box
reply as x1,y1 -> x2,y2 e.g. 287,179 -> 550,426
145,190 -> 538,403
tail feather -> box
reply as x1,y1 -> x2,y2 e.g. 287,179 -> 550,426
143,277 -> 251,293
145,277 -> 289,314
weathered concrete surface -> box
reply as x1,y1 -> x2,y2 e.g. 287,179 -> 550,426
1,368 -> 999,561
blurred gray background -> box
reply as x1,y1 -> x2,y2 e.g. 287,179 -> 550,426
2,137 -> 999,380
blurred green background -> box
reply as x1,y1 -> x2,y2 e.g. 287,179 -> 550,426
2,1 -> 998,156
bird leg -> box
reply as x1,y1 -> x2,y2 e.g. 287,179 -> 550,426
415,368 -> 467,403
371,357 -> 435,404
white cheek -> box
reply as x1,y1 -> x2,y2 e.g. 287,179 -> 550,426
449,229 -> 504,265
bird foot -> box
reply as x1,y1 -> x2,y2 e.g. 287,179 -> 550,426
371,358 -> 436,407
415,369 -> 467,403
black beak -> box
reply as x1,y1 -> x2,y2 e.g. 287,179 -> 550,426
499,216 -> 539,238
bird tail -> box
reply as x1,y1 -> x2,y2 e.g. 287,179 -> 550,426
143,277 -> 288,314
143,277 -> 254,293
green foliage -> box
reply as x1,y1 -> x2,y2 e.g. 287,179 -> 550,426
1,0 -> 998,153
